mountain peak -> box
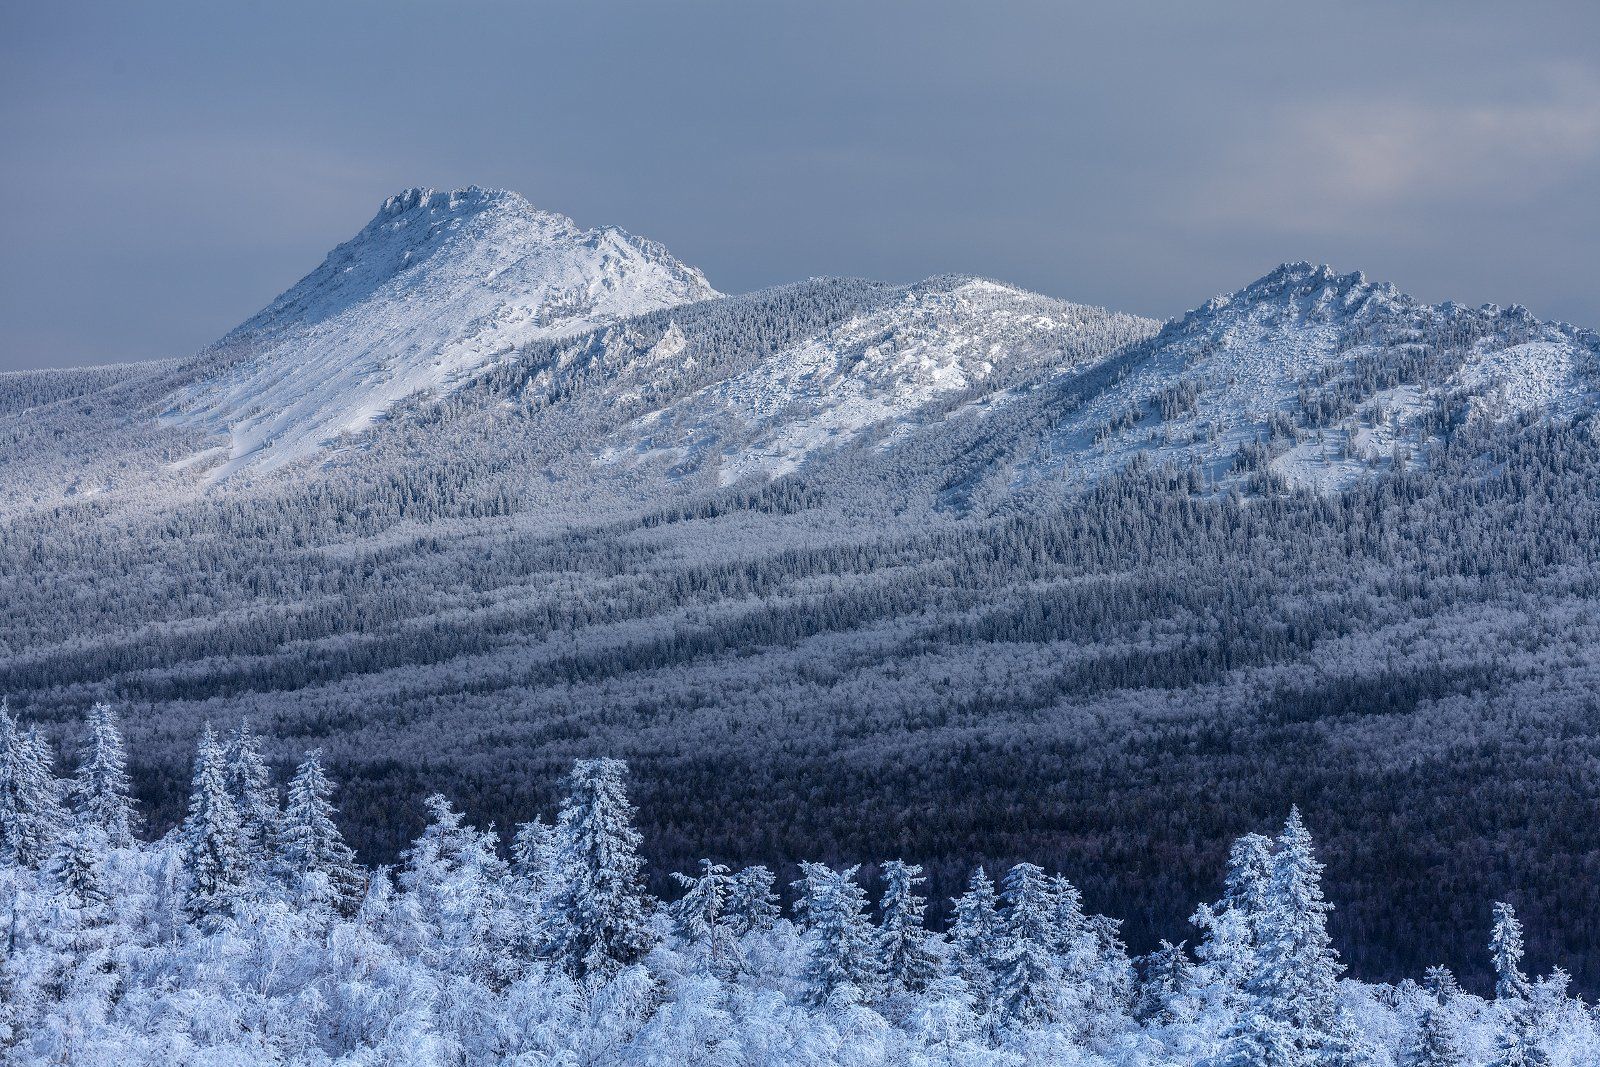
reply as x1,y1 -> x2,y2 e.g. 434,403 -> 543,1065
168,186 -> 718,479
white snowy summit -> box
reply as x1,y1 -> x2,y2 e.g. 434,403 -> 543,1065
166,187 -> 717,478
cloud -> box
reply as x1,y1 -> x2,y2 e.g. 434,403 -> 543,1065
1194,66 -> 1600,234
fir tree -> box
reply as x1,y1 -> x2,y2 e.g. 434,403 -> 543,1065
668,858 -> 731,944
1489,1005 -> 1553,1067
511,815 -> 556,886
1134,940 -> 1196,1024
276,750 -> 363,912
1490,901 -> 1532,1001
800,863 -> 879,1008
992,862 -> 1069,1029
70,703 -> 138,847
949,866 -> 1002,1007
540,757 -> 656,982
1218,809 -> 1363,1066
225,721 -> 280,866
0,705 -> 68,869
724,864 -> 780,936
44,822 -> 111,915
180,724 -> 250,923
398,793 -> 514,985
876,859 -> 938,995
1407,997 -> 1465,1067
1193,831 -> 1274,995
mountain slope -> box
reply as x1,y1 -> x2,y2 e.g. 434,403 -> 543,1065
164,187 -> 718,479
596,276 -> 1156,486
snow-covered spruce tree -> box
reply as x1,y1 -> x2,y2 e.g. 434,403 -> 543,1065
1133,940 -> 1198,1024
1491,901 -> 1532,1001
800,863 -> 880,1008
396,793 -> 516,985
1193,831 -> 1275,998
511,814 -> 556,887
790,859 -> 832,932
949,865 -> 1002,1010
180,723 -> 250,923
1406,979 -> 1466,1067
276,750 -> 363,913
225,721 -> 280,868
1217,809 -> 1367,1067
669,858 -> 730,943
669,858 -> 743,975
44,822 -> 111,916
0,705 -> 68,868
876,859 -> 938,996
540,757 -> 656,982
70,703 -> 138,848
992,861 -> 1070,1030
1489,1006 -> 1554,1067
724,864 -> 780,936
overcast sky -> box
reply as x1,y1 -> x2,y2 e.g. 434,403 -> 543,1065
2,1 -> 1597,371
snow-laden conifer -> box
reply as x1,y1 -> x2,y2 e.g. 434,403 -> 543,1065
277,750 -> 363,912
724,864 -> 780,936
669,858 -> 730,944
992,862 -> 1069,1029
540,757 -> 655,981
0,704 -> 68,868
949,865 -> 1002,1009
1491,901 -> 1532,1001
181,724 -> 250,922
1193,831 -> 1274,996
876,859 -> 938,996
1217,809 -> 1366,1066
70,703 -> 138,848
225,721 -> 280,867
800,863 -> 879,1008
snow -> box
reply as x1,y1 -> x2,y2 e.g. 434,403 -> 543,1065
164,187 -> 717,480
600,277 -> 1147,486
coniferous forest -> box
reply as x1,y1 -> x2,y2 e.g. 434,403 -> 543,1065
2,702 -> 1596,1066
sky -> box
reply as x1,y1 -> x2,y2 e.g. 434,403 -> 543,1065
2,0 -> 1598,371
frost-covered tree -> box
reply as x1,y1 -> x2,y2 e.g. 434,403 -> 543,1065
993,862 -> 1069,1029
800,863 -> 879,1008
1491,901 -> 1532,1001
511,814 -> 556,886
1489,1006 -> 1553,1067
70,703 -> 138,848
1218,809 -> 1366,1066
1193,831 -> 1275,996
0,704 -> 67,868
180,724 -> 250,923
876,860 -> 938,996
225,721 -> 280,867
724,864 -> 780,936
541,757 -> 656,981
44,823 -> 111,915
949,865 -> 1002,1007
1134,940 -> 1197,1024
396,792 -> 515,985
669,858 -> 730,943
1407,986 -> 1466,1067
276,750 -> 363,912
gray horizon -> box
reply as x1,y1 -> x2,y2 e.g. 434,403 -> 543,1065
2,1 -> 1597,372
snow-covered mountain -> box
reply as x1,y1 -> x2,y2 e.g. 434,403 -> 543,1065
164,187 -> 717,479
596,276 -> 1157,486
955,262 -> 1600,499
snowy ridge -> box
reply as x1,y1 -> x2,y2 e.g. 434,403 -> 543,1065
599,276 -> 1157,485
165,187 -> 717,479
1009,262 -> 1600,494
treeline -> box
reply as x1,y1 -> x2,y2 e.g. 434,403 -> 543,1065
3,703 -> 1595,1065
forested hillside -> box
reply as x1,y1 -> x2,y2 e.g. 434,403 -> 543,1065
4,190 -> 1600,1000
3,705 -> 1596,1065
